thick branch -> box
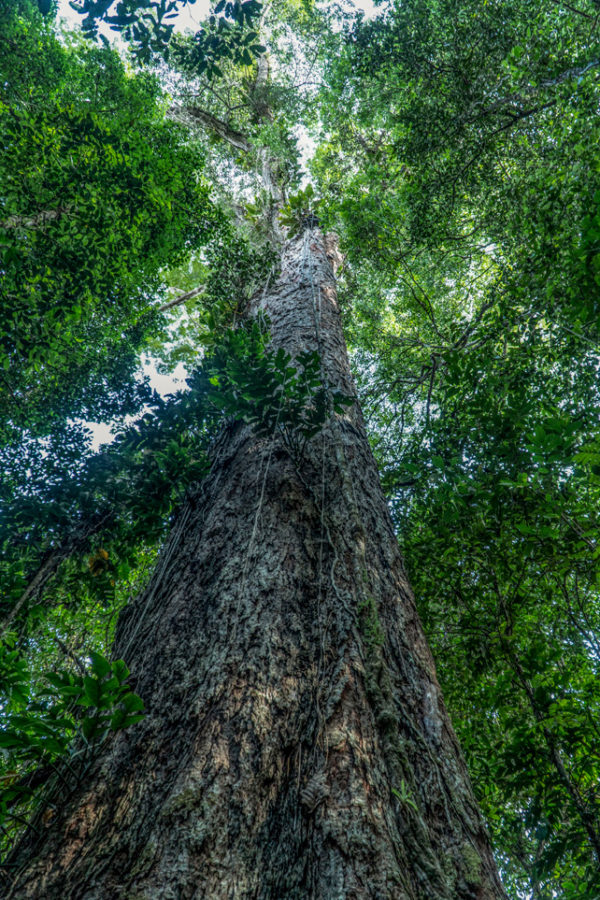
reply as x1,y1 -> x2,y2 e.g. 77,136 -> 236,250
539,57 -> 600,87
1,207 -> 73,230
157,285 -> 204,314
170,105 -> 251,152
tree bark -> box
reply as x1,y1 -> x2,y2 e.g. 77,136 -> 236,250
7,230 -> 506,900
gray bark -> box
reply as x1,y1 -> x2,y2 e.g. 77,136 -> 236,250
7,230 -> 506,900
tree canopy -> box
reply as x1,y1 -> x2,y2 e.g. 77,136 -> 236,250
1,0 -> 599,896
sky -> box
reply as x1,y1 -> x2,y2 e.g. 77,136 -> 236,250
58,0 -> 380,35
58,0 -> 213,35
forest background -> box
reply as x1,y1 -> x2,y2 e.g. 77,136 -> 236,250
1,0 -> 599,897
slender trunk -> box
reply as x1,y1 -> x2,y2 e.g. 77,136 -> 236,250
1,512 -> 111,638
7,231 -> 506,899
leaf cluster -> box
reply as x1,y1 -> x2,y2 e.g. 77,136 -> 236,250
208,319 -> 352,460
70,0 -> 264,70
0,4 -> 222,441
278,183 -> 321,237
0,644 -> 144,853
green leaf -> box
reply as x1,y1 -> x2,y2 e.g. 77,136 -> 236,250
83,676 -> 103,707
89,651 -> 111,679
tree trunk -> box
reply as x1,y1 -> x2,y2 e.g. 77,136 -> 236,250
8,230 -> 506,900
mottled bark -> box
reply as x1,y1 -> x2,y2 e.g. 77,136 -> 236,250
7,231 -> 506,900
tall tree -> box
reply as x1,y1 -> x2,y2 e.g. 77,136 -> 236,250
2,0 -> 598,896
7,227 -> 507,899
0,2 -> 509,897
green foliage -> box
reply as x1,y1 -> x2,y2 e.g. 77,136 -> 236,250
171,3 -> 266,78
391,780 -> 418,814
3,0 -> 600,892
195,232 -> 276,345
208,319 -> 353,459
278,183 -> 321,237
70,0 -> 263,70
0,3 -> 221,440
0,370 -> 218,629
142,227 -> 276,375
575,440 -> 600,474
0,643 -> 144,850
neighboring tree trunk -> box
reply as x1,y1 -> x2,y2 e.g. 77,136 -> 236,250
8,230 -> 506,899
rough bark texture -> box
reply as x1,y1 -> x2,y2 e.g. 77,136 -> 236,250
8,231 -> 507,899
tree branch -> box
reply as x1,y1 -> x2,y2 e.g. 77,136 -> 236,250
169,105 -> 251,152
540,57 -> 600,87
157,286 -> 204,314
1,207 -> 73,230
547,0 -> 596,20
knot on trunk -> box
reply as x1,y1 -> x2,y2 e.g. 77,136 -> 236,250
300,771 -> 329,814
